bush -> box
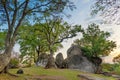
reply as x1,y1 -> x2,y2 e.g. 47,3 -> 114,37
9,58 -> 19,68
102,63 -> 120,75
101,63 -> 114,72
114,66 -> 120,74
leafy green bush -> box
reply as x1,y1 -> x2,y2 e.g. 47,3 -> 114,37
102,63 -> 114,72
102,63 -> 120,75
9,58 -> 19,68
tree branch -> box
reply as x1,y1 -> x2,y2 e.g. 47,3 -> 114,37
54,34 -> 76,44
11,0 -> 17,29
26,0 -> 52,14
2,1 -> 10,27
12,0 -> 29,42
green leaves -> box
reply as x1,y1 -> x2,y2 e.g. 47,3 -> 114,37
73,23 -> 116,58
0,31 -> 6,51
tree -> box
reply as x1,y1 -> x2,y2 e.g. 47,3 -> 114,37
92,0 -> 120,24
0,0 -> 74,73
113,54 -> 120,63
17,24 -> 63,65
33,19 -> 81,68
73,23 -> 116,64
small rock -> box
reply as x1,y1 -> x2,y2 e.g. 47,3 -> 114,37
17,69 -> 24,74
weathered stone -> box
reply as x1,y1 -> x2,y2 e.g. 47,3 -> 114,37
68,55 -> 96,73
17,69 -> 24,74
55,53 -> 64,68
66,45 -> 97,73
67,45 -> 82,58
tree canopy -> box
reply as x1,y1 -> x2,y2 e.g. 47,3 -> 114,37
0,0 -> 75,73
73,23 -> 116,58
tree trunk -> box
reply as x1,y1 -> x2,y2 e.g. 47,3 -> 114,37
45,50 -> 56,69
0,45 -> 13,73
90,57 -> 102,73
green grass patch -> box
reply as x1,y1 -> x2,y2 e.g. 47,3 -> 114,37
0,66 -> 115,80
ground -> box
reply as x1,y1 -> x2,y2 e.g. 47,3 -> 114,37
0,66 -> 117,80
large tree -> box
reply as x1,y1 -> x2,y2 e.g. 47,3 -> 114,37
17,24 -> 63,65
33,19 -> 81,68
0,0 -> 74,73
73,23 -> 116,63
92,0 -> 120,24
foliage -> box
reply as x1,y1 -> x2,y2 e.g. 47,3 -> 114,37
73,23 -> 116,58
102,63 -> 120,75
18,19 -> 81,60
113,54 -> 120,63
9,58 -> 19,68
33,19 -> 81,55
0,31 -> 6,51
0,0 -> 75,72
101,63 -> 114,72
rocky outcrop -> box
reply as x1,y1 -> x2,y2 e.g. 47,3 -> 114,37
67,45 -> 97,73
67,45 -> 82,58
55,53 -> 64,68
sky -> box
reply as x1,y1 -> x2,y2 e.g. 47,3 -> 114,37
13,0 -> 120,63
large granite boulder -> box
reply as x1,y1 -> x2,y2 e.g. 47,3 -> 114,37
67,45 -> 82,58
67,45 -> 96,73
55,53 -> 64,68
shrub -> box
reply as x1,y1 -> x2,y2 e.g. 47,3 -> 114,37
101,63 -> 114,72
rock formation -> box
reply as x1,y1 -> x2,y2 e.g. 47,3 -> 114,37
67,45 -> 96,73
55,53 -> 64,68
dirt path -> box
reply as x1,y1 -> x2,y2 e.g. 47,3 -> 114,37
25,75 -> 66,80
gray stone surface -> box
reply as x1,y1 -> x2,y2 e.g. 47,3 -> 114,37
67,45 -> 96,73
67,45 -> 82,58
55,53 -> 64,68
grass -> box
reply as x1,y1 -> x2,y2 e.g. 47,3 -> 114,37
0,66 -> 117,80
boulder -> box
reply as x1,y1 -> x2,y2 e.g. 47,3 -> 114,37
67,45 -> 96,73
17,69 -> 24,74
55,53 -> 64,68
67,45 -> 82,58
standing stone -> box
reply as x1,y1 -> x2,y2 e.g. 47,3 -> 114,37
55,53 -> 64,68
